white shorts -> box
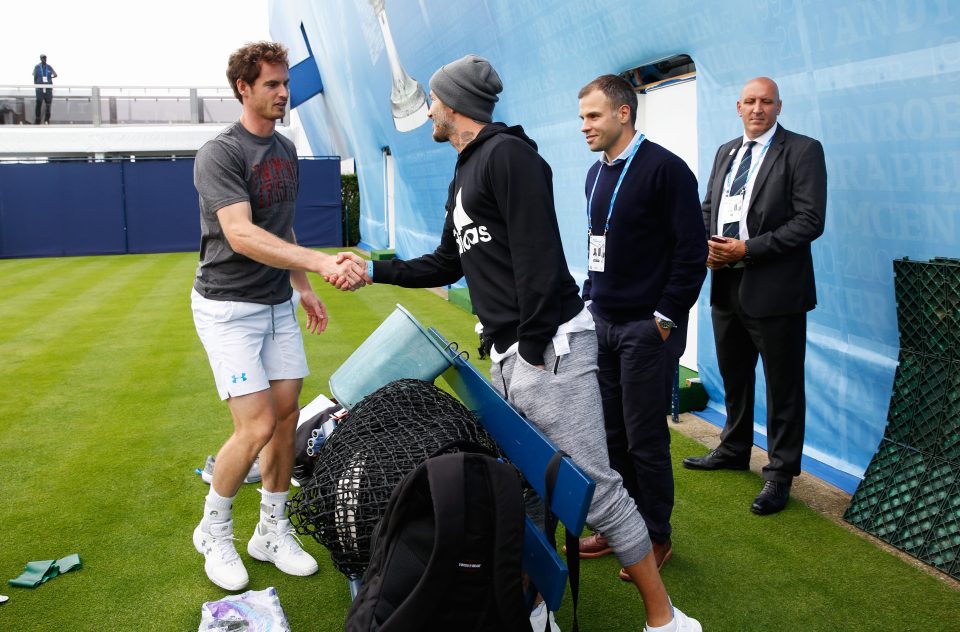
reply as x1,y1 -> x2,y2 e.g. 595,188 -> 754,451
191,288 -> 310,400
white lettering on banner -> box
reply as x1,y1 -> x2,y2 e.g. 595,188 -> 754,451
827,150 -> 960,193
827,201 -> 957,247
814,281 -> 895,333
815,240 -> 899,284
821,96 -> 960,143
816,0 -> 957,45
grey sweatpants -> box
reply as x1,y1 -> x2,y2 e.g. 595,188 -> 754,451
490,329 -> 652,567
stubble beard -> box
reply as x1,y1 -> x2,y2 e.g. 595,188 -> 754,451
432,116 -> 454,144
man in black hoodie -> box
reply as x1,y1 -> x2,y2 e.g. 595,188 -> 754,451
361,54 -> 701,632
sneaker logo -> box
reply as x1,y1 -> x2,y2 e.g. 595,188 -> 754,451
209,510 -> 218,517
231,373 -> 248,384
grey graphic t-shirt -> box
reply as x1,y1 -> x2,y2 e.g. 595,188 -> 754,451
193,122 -> 299,304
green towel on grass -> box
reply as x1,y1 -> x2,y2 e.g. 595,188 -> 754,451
8,554 -> 81,588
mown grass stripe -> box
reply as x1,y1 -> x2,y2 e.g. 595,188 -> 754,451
0,258 -> 132,341
1,252 -> 958,632
0,255 -> 184,443
0,252 -> 183,350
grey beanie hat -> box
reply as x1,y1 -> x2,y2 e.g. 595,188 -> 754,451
429,54 -> 503,123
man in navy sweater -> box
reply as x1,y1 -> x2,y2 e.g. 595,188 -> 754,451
575,75 -> 707,578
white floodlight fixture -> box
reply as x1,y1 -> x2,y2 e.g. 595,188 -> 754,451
371,0 -> 429,132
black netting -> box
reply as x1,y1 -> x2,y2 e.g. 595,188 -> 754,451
287,378 -> 497,577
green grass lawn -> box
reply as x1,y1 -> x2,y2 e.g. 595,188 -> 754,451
0,252 -> 957,631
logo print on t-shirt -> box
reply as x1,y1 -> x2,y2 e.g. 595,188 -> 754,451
452,188 -> 491,254
252,157 -> 297,208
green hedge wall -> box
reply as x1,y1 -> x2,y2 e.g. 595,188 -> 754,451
341,173 -> 360,247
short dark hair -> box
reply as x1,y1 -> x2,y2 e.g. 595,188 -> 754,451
226,41 -> 289,103
578,74 -> 638,126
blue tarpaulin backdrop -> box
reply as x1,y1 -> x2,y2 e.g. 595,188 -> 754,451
0,157 -> 343,258
270,0 -> 960,492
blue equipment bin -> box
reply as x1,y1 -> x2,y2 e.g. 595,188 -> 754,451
329,304 -> 454,409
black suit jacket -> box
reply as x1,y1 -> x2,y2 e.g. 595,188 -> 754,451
702,125 -> 827,318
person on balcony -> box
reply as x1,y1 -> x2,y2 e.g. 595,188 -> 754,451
32,54 -> 57,125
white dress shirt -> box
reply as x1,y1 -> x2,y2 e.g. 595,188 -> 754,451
723,122 -> 778,240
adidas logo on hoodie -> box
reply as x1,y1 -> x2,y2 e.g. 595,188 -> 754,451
452,188 -> 491,254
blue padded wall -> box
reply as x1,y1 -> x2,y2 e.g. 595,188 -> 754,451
0,162 -> 125,257
293,158 -> 342,247
125,159 -> 201,254
269,0 -> 960,491
0,158 -> 342,258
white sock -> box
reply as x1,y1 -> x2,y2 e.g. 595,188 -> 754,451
645,611 -> 677,632
259,488 -> 289,531
203,488 -> 234,528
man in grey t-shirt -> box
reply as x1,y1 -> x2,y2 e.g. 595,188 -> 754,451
190,41 -> 370,592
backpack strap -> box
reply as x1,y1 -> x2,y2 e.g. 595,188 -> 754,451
345,459 -> 431,632
429,439 -> 497,459
543,450 -> 580,632
382,452 -> 466,630
483,455 -> 530,631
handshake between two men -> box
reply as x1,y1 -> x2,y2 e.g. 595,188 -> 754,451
318,251 -> 372,291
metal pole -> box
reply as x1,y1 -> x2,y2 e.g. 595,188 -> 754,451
348,575 -> 362,600
190,88 -> 199,124
91,86 -> 101,126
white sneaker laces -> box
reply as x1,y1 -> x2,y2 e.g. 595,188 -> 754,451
209,531 -> 241,562
276,525 -> 307,555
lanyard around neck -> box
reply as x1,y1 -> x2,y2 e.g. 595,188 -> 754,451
724,136 -> 773,196
587,135 -> 644,236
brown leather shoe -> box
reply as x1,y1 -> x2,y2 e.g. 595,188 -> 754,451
563,532 -> 612,558
653,538 -> 673,569
618,538 -> 673,580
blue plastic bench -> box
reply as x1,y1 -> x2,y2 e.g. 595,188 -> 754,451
428,328 -> 596,612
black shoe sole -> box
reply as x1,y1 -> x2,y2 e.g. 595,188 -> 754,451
751,503 -> 788,515
682,459 -> 750,471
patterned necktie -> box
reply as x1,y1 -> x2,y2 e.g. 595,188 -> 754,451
722,141 -> 757,238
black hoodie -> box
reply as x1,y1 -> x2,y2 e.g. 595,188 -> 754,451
373,123 -> 583,365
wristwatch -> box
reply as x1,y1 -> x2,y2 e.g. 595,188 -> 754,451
655,316 -> 676,330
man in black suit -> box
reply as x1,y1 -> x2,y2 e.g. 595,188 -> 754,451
683,77 -> 827,516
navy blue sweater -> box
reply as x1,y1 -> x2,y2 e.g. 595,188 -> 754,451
582,140 -> 707,323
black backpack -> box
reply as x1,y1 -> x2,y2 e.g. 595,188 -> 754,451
344,449 -> 531,632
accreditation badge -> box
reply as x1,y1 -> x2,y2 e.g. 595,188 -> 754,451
718,194 -> 744,227
588,234 -> 606,272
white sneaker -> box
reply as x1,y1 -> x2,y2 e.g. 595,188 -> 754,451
199,456 -> 261,484
199,455 -> 216,484
193,520 -> 249,591
247,518 -> 318,576
644,606 -> 702,632
529,602 -> 560,631
245,457 -> 262,484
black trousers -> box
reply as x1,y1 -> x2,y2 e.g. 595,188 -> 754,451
711,268 -> 807,482
595,312 -> 684,544
35,88 -> 52,123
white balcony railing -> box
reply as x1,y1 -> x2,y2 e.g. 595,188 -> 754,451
0,85 -> 283,126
